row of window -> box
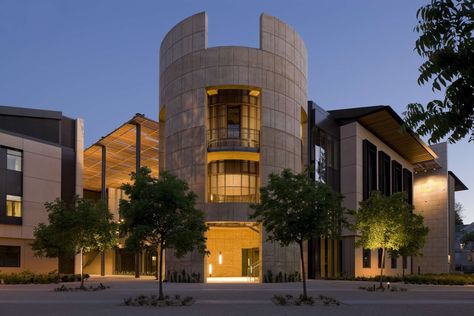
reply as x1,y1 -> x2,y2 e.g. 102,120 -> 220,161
362,248 -> 407,269
2,148 -> 23,223
0,245 -> 21,267
363,140 -> 413,203
7,149 -> 22,172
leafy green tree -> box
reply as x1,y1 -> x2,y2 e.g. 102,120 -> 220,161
32,198 -> 117,287
461,231 -> 474,250
404,0 -> 474,143
353,192 -> 428,287
120,167 -> 207,300
455,202 -> 465,227
250,169 -> 346,299
390,208 -> 429,278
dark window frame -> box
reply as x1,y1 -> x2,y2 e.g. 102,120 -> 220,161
378,248 -> 385,268
363,140 -> 377,200
403,168 -> 413,205
378,151 -> 391,196
391,160 -> 403,194
391,255 -> 397,269
0,245 -> 21,267
362,248 -> 371,268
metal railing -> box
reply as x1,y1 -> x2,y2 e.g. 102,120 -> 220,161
208,193 -> 259,203
207,127 -> 260,149
247,261 -> 260,281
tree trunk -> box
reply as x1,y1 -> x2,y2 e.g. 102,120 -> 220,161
379,247 -> 385,289
134,251 -> 140,278
158,240 -> 165,300
298,241 -> 308,299
80,248 -> 84,288
155,245 -> 159,280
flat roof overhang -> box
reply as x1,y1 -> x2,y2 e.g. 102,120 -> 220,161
329,106 -> 439,165
84,114 -> 159,192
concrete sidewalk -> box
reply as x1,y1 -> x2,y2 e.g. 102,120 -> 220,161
0,277 -> 473,315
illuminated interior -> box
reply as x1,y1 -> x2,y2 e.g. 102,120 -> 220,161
205,222 -> 261,283
208,160 -> 259,203
206,87 -> 261,204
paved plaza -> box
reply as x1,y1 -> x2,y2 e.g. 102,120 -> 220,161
1,277 -> 473,316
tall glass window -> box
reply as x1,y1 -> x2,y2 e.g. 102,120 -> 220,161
7,149 -> 22,171
208,89 -> 260,149
6,195 -> 22,217
208,160 -> 259,203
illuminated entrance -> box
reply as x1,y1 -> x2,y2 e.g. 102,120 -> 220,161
205,222 -> 261,283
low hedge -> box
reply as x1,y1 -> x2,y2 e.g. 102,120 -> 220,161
325,274 -> 474,285
0,270 -> 90,284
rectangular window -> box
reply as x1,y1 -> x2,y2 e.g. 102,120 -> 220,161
227,105 -> 240,138
362,249 -> 371,268
392,161 -> 403,193
378,248 -> 385,268
391,255 -> 397,269
378,151 -> 391,196
6,195 -> 22,217
403,168 -> 413,205
0,245 -> 20,267
7,149 -> 22,171
402,256 -> 408,269
363,140 -> 377,200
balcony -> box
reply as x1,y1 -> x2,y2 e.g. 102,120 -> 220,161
207,127 -> 260,151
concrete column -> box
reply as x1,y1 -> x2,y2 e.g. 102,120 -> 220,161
100,144 -> 106,276
134,123 -> 141,278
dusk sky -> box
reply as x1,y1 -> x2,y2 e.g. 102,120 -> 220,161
1,0 -> 472,222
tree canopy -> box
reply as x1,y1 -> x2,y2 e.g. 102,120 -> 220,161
32,198 -> 117,287
120,167 -> 207,300
455,202 -> 465,227
404,0 -> 474,143
353,192 -> 428,286
250,168 -> 346,299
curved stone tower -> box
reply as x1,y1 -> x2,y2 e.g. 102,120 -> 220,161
159,12 -> 308,281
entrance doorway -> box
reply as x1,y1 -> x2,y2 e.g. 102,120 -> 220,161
205,222 -> 261,283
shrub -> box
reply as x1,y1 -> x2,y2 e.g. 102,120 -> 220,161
123,294 -> 194,307
325,274 -> 474,286
0,270 -> 89,285
263,270 -> 300,283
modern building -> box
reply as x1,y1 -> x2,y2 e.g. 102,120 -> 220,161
0,105 -> 83,274
0,12 -> 467,281
308,102 -> 467,277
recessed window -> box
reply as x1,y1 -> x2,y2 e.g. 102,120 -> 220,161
7,149 -> 22,171
362,249 -> 371,268
391,255 -> 397,269
378,248 -> 385,268
6,195 -> 22,217
0,245 -> 20,267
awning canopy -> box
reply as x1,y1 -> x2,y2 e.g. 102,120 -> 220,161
84,114 -> 159,192
329,106 -> 438,165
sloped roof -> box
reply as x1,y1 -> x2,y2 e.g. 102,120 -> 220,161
328,105 -> 438,164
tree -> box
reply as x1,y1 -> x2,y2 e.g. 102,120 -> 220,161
390,208 -> 429,278
352,192 -> 428,287
250,169 -> 346,299
461,231 -> 474,251
455,202 -> 465,227
32,198 -> 117,288
120,167 -> 207,300
404,0 -> 474,143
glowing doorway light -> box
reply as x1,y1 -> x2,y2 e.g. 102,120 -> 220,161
208,263 -> 213,276
218,252 -> 223,265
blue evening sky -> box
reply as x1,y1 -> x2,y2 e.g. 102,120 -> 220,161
1,0 -> 472,222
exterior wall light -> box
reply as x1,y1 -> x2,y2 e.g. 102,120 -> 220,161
249,90 -> 260,97
208,263 -> 213,277
218,252 -> 223,265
